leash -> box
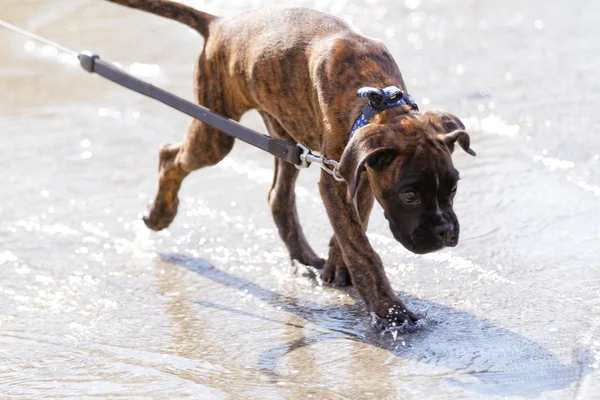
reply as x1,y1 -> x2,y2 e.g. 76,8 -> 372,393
0,19 -> 344,181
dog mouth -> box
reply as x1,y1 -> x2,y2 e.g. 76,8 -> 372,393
445,236 -> 459,247
411,231 -> 459,254
387,220 -> 458,254
410,228 -> 459,253
385,210 -> 459,254
408,239 -> 446,254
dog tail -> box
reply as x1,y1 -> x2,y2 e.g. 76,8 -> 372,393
104,0 -> 217,38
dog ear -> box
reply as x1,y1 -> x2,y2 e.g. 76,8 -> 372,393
441,130 -> 476,156
424,110 -> 466,132
424,110 -> 476,156
339,129 -> 400,198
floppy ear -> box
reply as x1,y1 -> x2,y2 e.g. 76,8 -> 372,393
441,130 -> 476,156
424,110 -> 466,132
339,129 -> 400,198
424,110 -> 476,156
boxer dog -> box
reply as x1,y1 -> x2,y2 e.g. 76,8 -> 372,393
104,0 -> 476,325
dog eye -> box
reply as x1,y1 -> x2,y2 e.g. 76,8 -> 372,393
450,186 -> 458,195
402,191 -> 419,203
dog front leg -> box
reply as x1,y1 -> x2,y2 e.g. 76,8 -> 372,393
318,171 -> 419,324
322,177 -> 374,286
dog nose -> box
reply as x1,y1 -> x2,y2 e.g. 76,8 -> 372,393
435,224 -> 453,239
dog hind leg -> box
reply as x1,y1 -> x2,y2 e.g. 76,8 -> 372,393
261,113 -> 325,269
143,117 -> 237,231
143,55 -> 244,231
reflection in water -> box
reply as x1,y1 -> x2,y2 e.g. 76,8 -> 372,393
163,254 -> 590,398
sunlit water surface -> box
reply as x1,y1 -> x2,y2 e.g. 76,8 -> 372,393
1,0 -> 599,398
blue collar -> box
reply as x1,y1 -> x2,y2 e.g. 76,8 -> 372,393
348,86 -> 419,141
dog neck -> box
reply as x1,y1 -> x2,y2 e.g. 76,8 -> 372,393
371,105 -> 419,125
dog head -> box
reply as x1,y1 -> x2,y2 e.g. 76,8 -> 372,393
339,109 -> 476,254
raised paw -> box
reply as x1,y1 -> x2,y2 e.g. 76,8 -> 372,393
143,143 -> 185,232
142,197 -> 179,231
322,258 -> 353,287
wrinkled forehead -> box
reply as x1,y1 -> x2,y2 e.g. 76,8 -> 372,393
396,141 -> 459,188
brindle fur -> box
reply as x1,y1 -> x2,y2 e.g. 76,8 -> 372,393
105,0 -> 475,324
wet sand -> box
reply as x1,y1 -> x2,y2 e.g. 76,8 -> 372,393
1,0 -> 599,398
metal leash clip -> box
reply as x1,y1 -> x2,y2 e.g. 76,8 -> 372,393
295,144 -> 345,182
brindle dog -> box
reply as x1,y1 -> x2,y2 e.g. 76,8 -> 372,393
105,0 -> 476,325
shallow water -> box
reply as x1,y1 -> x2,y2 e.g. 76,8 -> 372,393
1,0 -> 599,398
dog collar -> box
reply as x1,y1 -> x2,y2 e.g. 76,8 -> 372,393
348,86 -> 419,141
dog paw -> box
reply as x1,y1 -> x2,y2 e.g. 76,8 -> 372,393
296,253 -> 326,270
373,298 -> 420,327
291,249 -> 325,270
142,197 -> 179,231
322,259 -> 352,287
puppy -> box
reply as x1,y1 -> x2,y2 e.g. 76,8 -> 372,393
105,0 -> 476,324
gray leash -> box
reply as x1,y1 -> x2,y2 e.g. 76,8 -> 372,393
0,19 -> 344,181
